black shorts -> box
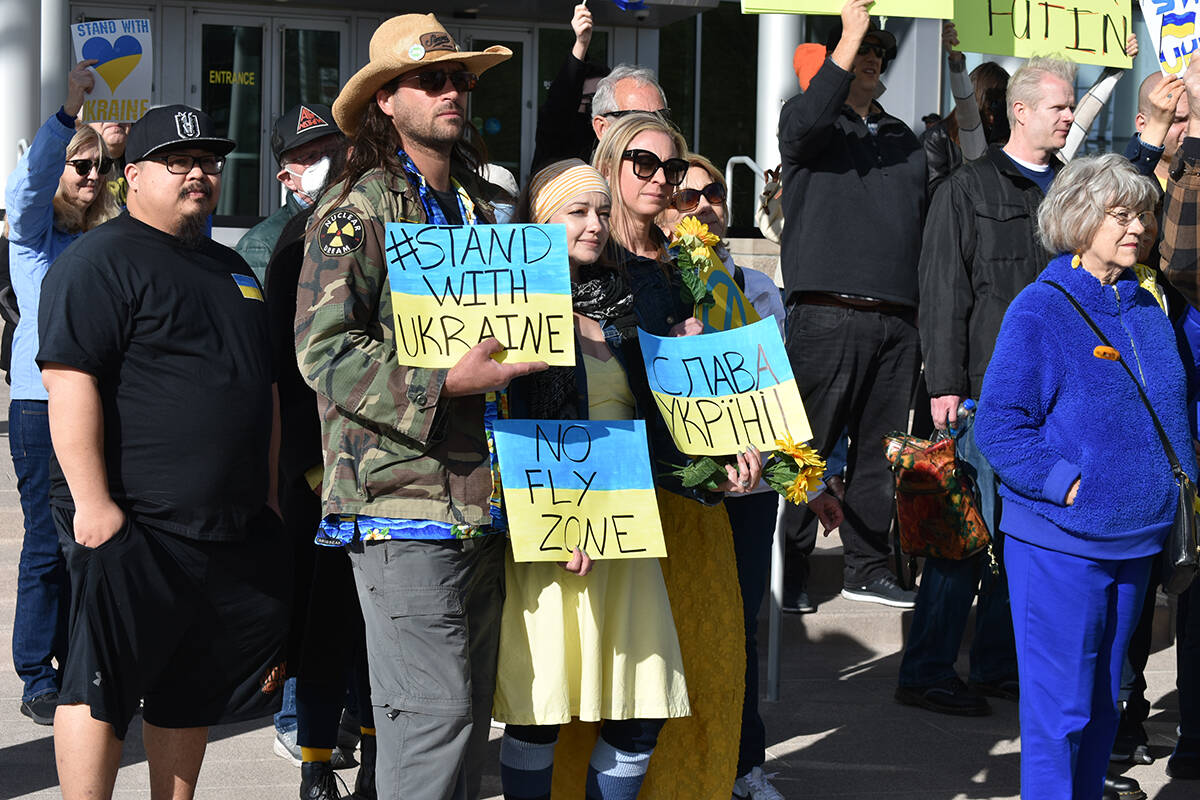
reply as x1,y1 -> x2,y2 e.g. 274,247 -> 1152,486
54,506 -> 292,739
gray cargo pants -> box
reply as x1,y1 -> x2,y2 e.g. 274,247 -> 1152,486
348,533 -> 505,800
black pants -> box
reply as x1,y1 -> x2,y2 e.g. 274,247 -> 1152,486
782,301 -> 921,586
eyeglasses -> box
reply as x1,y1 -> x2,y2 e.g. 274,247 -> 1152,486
66,157 -> 113,177
1105,208 -> 1155,228
670,181 -> 727,212
146,154 -> 226,175
399,69 -> 479,94
857,43 -> 888,59
603,108 -> 672,123
622,149 -> 689,186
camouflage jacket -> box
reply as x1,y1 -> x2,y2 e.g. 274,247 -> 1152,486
295,165 -> 500,526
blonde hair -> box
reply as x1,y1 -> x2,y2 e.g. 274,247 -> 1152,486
52,126 -> 120,234
1006,56 -> 1077,129
1037,153 -> 1158,254
591,113 -> 688,260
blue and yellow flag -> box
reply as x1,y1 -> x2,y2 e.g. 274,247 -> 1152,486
384,222 -> 574,368
1163,11 -> 1196,38
639,317 -> 811,456
232,273 -> 263,301
493,419 -> 666,562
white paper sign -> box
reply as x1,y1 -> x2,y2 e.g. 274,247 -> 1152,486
70,19 -> 153,123
1140,0 -> 1200,76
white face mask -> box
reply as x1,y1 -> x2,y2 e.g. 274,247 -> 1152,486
287,156 -> 331,198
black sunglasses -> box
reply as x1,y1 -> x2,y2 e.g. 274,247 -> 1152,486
399,69 -> 479,94
66,157 -> 113,177
622,149 -> 689,186
670,181 -> 726,212
857,43 -> 887,59
603,108 -> 672,123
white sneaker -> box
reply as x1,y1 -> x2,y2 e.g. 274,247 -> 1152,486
732,766 -> 785,800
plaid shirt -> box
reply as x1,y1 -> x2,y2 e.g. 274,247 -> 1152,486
1161,138 -> 1200,310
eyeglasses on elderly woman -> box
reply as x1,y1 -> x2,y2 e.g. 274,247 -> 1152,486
1104,208 -> 1155,228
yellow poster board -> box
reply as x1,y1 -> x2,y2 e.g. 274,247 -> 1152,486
639,318 -> 811,457
740,0 -> 953,20
494,420 -> 667,562
953,0 -> 1133,69
384,223 -> 575,368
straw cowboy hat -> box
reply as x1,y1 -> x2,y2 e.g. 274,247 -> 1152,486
333,14 -> 511,135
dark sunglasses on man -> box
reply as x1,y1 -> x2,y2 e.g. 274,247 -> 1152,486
602,108 -> 672,123
622,149 -> 689,186
398,69 -> 479,94
857,43 -> 888,59
66,157 -> 114,177
670,181 -> 726,212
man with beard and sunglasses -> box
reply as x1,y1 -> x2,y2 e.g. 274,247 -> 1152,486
294,14 -> 544,800
36,104 -> 291,800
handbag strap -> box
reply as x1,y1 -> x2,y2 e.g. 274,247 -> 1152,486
1043,280 -> 1186,479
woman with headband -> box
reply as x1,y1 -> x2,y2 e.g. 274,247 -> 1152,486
494,158 -> 692,800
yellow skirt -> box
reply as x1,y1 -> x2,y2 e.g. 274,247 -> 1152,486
492,542 -> 690,724
550,489 -> 746,799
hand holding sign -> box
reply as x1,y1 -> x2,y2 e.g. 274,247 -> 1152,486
65,60 -> 98,118
444,337 -> 548,397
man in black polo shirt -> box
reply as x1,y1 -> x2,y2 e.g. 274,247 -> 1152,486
38,104 -> 289,800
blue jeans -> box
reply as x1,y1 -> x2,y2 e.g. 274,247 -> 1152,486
275,677 -> 297,734
9,399 -> 69,702
725,492 -> 779,776
897,414 -> 1017,687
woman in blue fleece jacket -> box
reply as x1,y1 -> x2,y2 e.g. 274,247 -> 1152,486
976,153 -> 1197,800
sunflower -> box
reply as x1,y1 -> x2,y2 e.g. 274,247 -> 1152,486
671,216 -> 721,249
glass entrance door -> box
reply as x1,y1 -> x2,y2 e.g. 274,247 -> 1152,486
457,29 -> 534,183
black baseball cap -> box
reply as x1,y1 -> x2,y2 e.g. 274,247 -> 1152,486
271,103 -> 341,164
824,18 -> 899,65
125,105 -> 236,163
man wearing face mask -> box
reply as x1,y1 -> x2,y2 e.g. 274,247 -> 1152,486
236,103 -> 344,283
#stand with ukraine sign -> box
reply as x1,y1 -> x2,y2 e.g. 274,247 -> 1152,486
70,19 -> 153,122
1140,0 -> 1200,75
384,222 -> 574,367
493,420 -> 668,562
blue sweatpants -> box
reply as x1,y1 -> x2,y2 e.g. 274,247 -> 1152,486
1005,534 -> 1153,800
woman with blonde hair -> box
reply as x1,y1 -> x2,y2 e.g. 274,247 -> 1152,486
546,112 -> 760,799
3,60 -> 118,725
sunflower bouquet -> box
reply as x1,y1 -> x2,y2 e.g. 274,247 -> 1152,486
668,216 -> 720,310
665,433 -> 827,506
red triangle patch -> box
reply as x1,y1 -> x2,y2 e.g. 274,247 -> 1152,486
296,105 -> 329,134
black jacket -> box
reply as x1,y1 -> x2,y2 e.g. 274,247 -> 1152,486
923,119 -> 962,196
531,53 -> 599,171
778,58 -> 927,307
918,146 -> 1056,399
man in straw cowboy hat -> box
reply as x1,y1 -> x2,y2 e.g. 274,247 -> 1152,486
295,13 -> 546,800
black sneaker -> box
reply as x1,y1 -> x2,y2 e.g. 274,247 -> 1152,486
352,735 -> 376,800
841,575 -> 916,608
781,589 -> 816,614
968,678 -> 1020,702
301,761 -> 348,800
1110,717 -> 1153,765
895,677 -> 990,716
20,692 -> 58,726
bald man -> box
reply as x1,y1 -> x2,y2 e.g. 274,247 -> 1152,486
1131,71 -> 1188,187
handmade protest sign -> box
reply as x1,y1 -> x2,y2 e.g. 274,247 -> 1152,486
953,0 -> 1132,68
639,317 -> 811,456
698,260 -> 759,332
494,419 -> 666,562
70,19 -> 153,123
1140,0 -> 1200,75
384,223 -> 574,368
740,0 -> 952,19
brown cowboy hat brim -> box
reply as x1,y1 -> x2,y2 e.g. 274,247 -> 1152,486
333,47 -> 512,136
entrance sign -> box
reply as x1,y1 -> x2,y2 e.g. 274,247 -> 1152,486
953,0 -> 1133,68
494,419 -> 666,562
71,19 -> 153,122
1141,0 -> 1200,75
739,0 -> 952,19
639,318 -> 811,456
384,223 -> 574,368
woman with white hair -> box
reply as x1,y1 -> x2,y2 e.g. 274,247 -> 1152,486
3,59 -> 118,725
976,153 -> 1195,799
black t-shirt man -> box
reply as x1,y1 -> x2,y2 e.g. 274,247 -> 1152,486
38,211 -> 273,541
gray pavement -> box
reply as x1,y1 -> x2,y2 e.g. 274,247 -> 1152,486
0,385 -> 1191,799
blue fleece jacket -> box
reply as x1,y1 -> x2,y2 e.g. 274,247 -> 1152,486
976,253 -> 1197,559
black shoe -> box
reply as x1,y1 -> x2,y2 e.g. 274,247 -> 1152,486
781,589 -> 816,614
301,761 -> 347,800
842,575 -> 916,609
19,692 -> 57,726
895,677 -> 990,716
352,735 -> 376,800
1102,774 -> 1146,800
1167,735 -> 1200,779
1111,718 -> 1153,765
968,678 -> 1019,702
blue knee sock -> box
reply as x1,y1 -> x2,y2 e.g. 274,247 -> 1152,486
585,738 -> 654,800
500,732 -> 557,800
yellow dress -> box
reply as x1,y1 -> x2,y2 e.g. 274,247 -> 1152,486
492,354 -> 690,725
550,457 -> 746,796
